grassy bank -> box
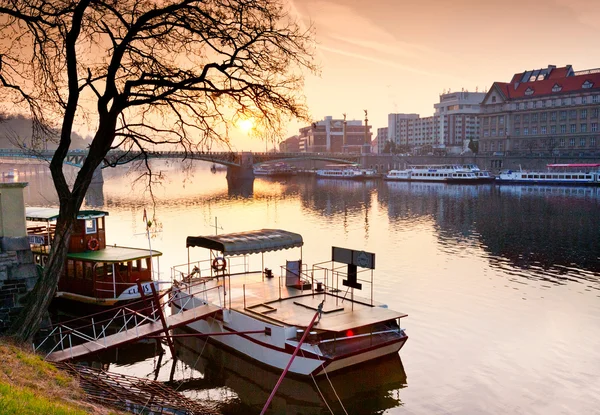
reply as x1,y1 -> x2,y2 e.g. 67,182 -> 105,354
0,338 -> 122,415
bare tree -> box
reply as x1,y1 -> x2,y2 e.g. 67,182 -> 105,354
0,0 -> 317,342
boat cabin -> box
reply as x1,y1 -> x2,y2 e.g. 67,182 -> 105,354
26,207 -> 162,305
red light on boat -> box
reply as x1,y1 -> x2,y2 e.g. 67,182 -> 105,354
345,329 -> 354,337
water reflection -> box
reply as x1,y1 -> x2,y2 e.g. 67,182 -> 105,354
172,330 -> 407,415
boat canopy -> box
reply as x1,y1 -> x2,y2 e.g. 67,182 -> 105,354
186,229 -> 303,256
26,207 -> 109,222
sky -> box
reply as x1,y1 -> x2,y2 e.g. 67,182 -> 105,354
230,0 -> 600,151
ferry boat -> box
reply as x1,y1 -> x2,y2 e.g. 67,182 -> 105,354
385,164 -> 491,183
170,229 -> 408,377
253,162 -> 297,177
26,207 -> 163,309
460,164 -> 495,182
315,165 -> 369,180
496,164 -> 600,186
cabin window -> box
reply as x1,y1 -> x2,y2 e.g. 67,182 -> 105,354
565,175 -> 572,179
84,262 -> 93,280
533,175 -> 539,179
98,217 -> 105,231
75,261 -> 83,279
67,260 -> 75,278
85,218 -> 97,234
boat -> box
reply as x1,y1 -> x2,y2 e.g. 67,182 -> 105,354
383,170 -> 412,181
253,162 -> 297,177
315,165 -> 368,180
446,170 -> 480,183
460,164 -> 495,182
26,207 -> 163,310
496,164 -> 600,186
170,229 -> 408,377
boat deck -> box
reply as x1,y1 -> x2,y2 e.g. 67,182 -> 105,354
189,271 -> 407,332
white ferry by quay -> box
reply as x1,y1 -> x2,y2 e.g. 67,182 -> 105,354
384,164 -> 484,183
496,163 -> 600,186
170,229 -> 408,377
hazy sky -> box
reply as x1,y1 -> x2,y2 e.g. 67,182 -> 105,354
231,0 -> 600,150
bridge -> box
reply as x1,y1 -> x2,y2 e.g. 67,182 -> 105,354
0,148 -> 363,181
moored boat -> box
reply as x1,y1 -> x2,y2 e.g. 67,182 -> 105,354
253,162 -> 297,177
496,164 -> 600,186
316,165 -> 368,180
26,207 -> 164,311
170,229 -> 408,377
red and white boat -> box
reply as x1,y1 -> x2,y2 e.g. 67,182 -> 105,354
26,207 -> 163,310
170,229 -> 408,376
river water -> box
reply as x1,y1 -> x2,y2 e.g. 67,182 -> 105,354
10,161 -> 600,415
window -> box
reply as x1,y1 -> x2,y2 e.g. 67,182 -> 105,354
529,101 -> 535,109
569,138 -> 575,147
499,115 -> 505,124
491,129 -> 496,136
541,126 -> 547,134
559,138 -> 565,147
514,128 -> 520,136
569,110 -> 577,119
532,113 -> 538,122
592,137 -> 597,146
560,111 -> 567,120
515,115 -> 521,122
570,124 -> 576,133
551,111 -> 557,121
483,117 -> 489,125
562,98 -> 568,106
550,125 -> 557,134
532,126 -> 538,135
581,124 -> 587,133
484,129 -> 489,137
580,109 -> 587,119
580,138 -> 586,147
594,95 -> 600,104
523,127 -> 529,135
553,99 -> 559,106
544,100 -> 550,108
592,123 -> 598,132
524,115 -> 530,122
520,102 -> 525,110
583,80 -> 594,89
85,219 -> 97,234
560,125 -> 566,133
552,84 -> 562,92
499,128 -> 504,136
593,108 -> 599,118
582,96 -> 587,104
492,96 -> 496,103
541,113 -> 547,122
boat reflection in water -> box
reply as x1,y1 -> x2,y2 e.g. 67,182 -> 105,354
172,329 -> 407,415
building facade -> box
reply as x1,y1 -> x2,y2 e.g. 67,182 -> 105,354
279,135 -> 300,153
386,91 -> 484,154
376,127 -> 388,153
298,116 -> 372,153
479,65 -> 600,156
434,91 -> 486,153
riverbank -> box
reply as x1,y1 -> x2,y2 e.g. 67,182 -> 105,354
0,338 -> 123,415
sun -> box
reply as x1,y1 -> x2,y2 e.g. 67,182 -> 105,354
237,118 -> 254,134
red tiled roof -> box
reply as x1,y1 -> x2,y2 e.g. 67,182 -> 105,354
494,66 -> 600,100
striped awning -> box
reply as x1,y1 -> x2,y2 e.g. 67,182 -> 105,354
186,229 -> 303,256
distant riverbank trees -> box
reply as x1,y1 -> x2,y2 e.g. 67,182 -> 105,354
0,0 -> 317,342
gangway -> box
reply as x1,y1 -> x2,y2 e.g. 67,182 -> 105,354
35,280 -> 222,362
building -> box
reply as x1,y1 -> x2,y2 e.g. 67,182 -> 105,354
434,91 -> 486,153
479,65 -> 600,156
376,127 -> 388,153
298,115 -> 372,153
279,135 -> 300,153
386,91 -> 484,154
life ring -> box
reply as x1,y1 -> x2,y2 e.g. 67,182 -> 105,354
212,257 -> 227,272
87,237 -> 99,251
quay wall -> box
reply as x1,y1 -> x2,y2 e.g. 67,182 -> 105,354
0,182 -> 38,334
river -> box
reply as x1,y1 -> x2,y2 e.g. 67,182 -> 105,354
9,160 -> 600,415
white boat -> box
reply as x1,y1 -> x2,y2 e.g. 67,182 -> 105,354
460,164 -> 495,182
383,170 -> 412,181
496,164 -> 600,186
446,171 -> 480,183
316,165 -> 367,179
253,162 -> 297,177
170,229 -> 408,377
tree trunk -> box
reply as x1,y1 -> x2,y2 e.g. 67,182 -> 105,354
8,214 -> 75,344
